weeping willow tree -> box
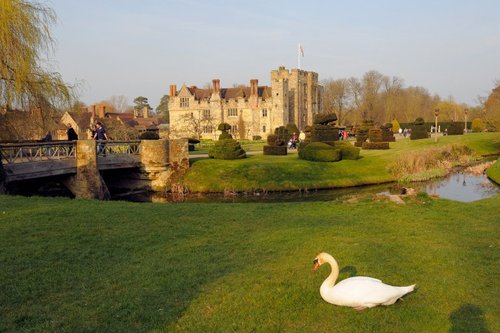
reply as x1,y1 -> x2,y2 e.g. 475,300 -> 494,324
0,0 -> 74,113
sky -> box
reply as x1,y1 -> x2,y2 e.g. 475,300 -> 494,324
48,0 -> 500,108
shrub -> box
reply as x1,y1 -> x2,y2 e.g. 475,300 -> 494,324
381,125 -> 396,142
252,135 -> 262,141
139,131 -> 159,140
217,123 -> 231,131
368,128 -> 383,142
311,124 -> 339,142
208,139 -> 246,160
333,141 -> 360,160
471,118 -> 485,132
286,123 -> 299,137
410,117 -> 428,140
263,145 -> 287,155
274,126 -> 289,145
298,142 -> 341,162
362,142 -> 390,150
448,122 -> 464,135
314,113 -> 337,125
391,119 -> 401,133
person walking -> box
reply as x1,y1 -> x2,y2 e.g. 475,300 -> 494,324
93,122 -> 108,155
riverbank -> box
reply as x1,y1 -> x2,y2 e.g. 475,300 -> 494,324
0,194 -> 498,332
486,157 -> 500,184
181,133 -> 500,193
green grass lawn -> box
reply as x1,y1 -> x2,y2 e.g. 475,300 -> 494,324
486,157 -> 500,185
1,195 -> 499,332
183,133 -> 500,192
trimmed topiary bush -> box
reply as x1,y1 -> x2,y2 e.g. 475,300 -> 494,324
333,141 -> 360,160
139,131 -> 159,140
355,127 -> 369,147
298,142 -> 341,162
381,123 -> 396,142
286,123 -> 299,138
263,146 -> 287,155
208,139 -> 246,160
311,124 -> 339,142
362,142 -> 390,150
410,117 -> 428,140
391,119 -> 401,133
368,128 -> 383,142
252,135 -> 262,141
217,122 -> 233,140
448,122 -> 464,135
314,113 -> 337,125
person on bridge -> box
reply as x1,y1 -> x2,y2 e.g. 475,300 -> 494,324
67,125 -> 78,141
93,122 -> 108,155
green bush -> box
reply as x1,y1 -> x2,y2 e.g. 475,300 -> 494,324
252,135 -> 262,141
263,145 -> 287,155
274,126 -> 289,146
333,141 -> 360,160
139,131 -> 159,140
362,142 -> 390,150
410,117 -> 428,140
298,142 -> 341,162
218,123 -> 231,131
208,139 -> 246,160
314,113 -> 337,125
368,128 -> 383,142
219,132 -> 232,140
311,124 -> 339,142
391,119 -> 401,133
471,118 -> 485,132
286,123 -> 299,137
448,122 -> 464,135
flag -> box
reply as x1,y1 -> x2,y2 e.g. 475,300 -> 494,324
299,44 -> 304,57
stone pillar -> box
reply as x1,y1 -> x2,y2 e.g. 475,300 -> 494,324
140,139 -> 169,173
64,140 -> 110,200
168,139 -> 189,171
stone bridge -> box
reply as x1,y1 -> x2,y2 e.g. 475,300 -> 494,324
0,139 -> 189,199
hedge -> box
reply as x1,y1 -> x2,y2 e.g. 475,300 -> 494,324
208,139 -> 246,160
362,142 -> 390,150
263,145 -> 287,155
298,142 -> 341,162
333,141 -> 360,160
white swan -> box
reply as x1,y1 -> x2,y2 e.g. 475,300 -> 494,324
313,252 -> 415,310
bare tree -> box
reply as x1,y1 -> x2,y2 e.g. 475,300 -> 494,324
322,78 -> 352,126
108,95 -> 129,113
178,110 -> 215,139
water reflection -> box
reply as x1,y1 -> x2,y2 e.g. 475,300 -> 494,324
414,171 -> 500,202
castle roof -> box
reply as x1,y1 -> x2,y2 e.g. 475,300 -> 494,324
186,85 -> 272,101
67,111 -> 92,130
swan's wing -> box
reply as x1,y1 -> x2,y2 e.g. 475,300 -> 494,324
341,276 -> 382,283
332,277 -> 403,306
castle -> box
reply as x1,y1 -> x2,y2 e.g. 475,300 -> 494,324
168,66 -> 323,139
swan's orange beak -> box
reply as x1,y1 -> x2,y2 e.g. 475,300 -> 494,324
313,258 -> 320,271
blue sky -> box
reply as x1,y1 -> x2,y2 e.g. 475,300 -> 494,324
49,0 -> 500,108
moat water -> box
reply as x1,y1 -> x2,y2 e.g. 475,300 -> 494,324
115,170 -> 499,204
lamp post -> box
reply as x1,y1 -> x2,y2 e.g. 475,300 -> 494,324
434,108 -> 440,143
464,108 -> 468,134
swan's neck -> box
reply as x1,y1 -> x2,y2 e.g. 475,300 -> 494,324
321,254 -> 340,290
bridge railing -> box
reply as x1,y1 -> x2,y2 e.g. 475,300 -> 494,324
0,141 -> 77,164
96,140 -> 141,156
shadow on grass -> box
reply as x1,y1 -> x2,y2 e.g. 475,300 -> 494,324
340,265 -> 357,277
449,304 -> 491,333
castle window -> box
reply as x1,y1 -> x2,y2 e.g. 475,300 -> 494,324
180,97 -> 189,108
261,109 -> 268,117
203,109 -> 211,119
202,125 -> 213,133
228,108 -> 238,117
230,125 -> 238,133
262,125 -> 266,133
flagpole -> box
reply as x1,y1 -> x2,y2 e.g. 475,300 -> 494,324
298,44 -> 301,69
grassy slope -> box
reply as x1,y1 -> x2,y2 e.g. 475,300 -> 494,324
0,195 -> 499,332
486,157 -> 500,185
182,133 -> 500,192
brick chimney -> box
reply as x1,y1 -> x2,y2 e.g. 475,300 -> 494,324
212,79 -> 220,94
169,84 -> 177,97
250,79 -> 258,96
97,105 -> 106,119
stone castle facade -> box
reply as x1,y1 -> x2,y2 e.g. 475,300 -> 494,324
168,66 -> 323,139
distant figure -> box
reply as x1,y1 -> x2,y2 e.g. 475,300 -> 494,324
67,125 -> 78,141
299,131 -> 306,143
93,122 -> 109,155
343,130 -> 348,141
42,131 -> 52,142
